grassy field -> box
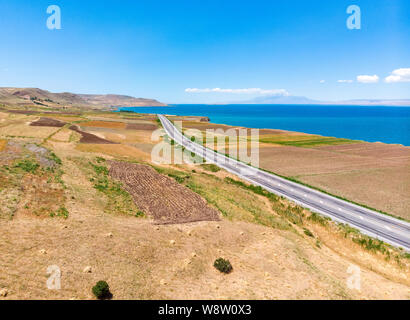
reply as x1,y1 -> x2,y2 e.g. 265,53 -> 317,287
259,134 -> 358,147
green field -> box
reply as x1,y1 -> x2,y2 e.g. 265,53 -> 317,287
259,134 -> 358,147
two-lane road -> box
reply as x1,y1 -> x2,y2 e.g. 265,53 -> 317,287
158,114 -> 410,251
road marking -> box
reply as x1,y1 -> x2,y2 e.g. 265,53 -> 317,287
385,226 -> 392,231
359,216 -> 364,220
338,208 -> 342,211
304,194 -> 307,197
320,200 -> 323,204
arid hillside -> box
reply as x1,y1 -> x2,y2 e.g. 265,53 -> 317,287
0,106 -> 408,300
0,87 -> 166,110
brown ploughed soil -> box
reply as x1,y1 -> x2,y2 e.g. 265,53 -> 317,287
30,117 -> 66,128
69,125 -> 117,144
109,161 -> 220,224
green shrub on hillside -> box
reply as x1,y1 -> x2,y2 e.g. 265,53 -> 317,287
214,258 -> 233,274
15,159 -> 39,173
92,281 -> 112,300
303,228 -> 314,237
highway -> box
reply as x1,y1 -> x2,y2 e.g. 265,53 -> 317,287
158,114 -> 410,251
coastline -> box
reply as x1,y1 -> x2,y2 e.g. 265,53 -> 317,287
117,106 -> 409,147
116,107 -> 410,220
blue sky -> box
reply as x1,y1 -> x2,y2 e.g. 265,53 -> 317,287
0,0 -> 409,103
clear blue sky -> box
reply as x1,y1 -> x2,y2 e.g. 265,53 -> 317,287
0,0 -> 409,103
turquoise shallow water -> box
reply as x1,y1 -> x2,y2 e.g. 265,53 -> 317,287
119,104 -> 410,146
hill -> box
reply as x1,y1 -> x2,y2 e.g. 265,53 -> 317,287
0,87 -> 166,110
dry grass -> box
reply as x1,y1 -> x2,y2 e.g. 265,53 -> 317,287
0,156 -> 408,299
0,139 -> 6,152
80,120 -> 126,129
0,109 -> 409,300
0,123 -> 59,139
75,143 -> 150,161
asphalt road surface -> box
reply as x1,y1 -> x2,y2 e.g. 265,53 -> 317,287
158,114 -> 410,251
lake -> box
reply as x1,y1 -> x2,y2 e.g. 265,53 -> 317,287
118,104 -> 410,146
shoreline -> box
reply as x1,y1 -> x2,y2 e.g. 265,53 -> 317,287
117,107 -> 409,148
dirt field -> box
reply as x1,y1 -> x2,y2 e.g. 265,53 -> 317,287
69,125 -> 117,144
109,161 -> 220,224
256,142 -> 410,219
30,117 -> 66,128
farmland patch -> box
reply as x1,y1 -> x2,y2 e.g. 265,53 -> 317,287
109,161 -> 220,224
69,125 -> 117,144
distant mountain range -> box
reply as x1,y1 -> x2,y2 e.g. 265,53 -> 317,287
0,87 -> 166,109
234,95 -> 410,106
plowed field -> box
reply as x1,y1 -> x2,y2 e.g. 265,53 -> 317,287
69,125 -> 117,144
109,161 -> 220,224
30,117 -> 66,127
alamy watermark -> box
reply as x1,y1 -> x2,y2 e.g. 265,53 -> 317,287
46,5 -> 61,30
151,121 -> 259,174
346,264 -> 361,291
46,265 -> 61,290
346,5 -> 361,30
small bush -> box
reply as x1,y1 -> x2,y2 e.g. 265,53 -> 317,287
92,281 -> 112,300
201,163 -> 221,173
15,159 -> 39,173
56,207 -> 69,219
308,212 -> 329,226
135,210 -> 144,217
168,173 -> 190,184
90,163 -> 109,176
96,157 -> 106,163
303,228 -> 314,237
214,258 -> 233,274
48,152 -> 62,165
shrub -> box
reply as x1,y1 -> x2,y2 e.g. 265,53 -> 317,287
135,210 -> 144,217
92,281 -> 112,300
308,212 -> 329,226
303,228 -> 314,237
96,157 -> 106,163
200,164 -> 221,173
214,258 -> 233,274
90,163 -> 109,176
15,159 -> 39,173
48,152 -> 62,165
56,207 -> 69,219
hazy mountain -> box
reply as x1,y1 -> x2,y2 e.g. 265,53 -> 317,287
232,95 -> 410,106
238,95 -> 320,104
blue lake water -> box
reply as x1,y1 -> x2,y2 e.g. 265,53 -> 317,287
119,104 -> 410,146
